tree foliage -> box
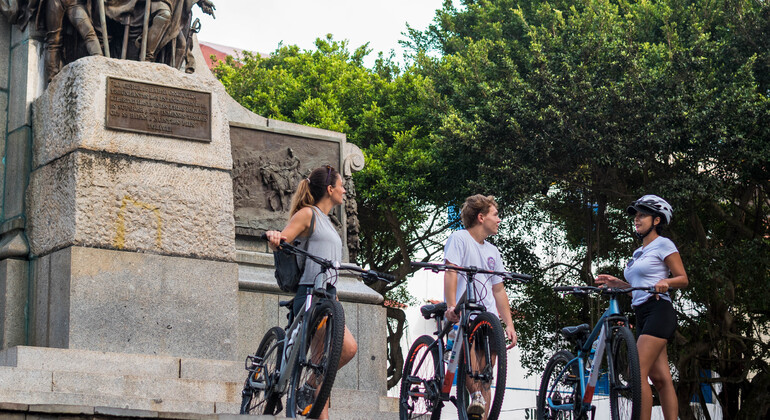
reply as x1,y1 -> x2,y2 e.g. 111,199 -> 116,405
409,0 -> 770,417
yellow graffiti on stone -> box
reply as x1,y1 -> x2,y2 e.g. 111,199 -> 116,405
114,195 -> 163,250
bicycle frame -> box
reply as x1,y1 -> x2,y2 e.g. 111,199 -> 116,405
547,296 -> 627,415
406,262 -> 530,411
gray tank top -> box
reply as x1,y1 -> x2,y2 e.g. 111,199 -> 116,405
297,206 -> 342,287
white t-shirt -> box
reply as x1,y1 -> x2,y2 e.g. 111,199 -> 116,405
623,236 -> 679,307
444,229 -> 504,316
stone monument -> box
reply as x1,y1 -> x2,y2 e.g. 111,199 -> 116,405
0,2 -> 392,417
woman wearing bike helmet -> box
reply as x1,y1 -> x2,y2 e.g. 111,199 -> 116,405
595,194 -> 688,420
264,165 -> 357,420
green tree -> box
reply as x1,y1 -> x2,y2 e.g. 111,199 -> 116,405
409,0 -> 770,417
213,35 -> 455,388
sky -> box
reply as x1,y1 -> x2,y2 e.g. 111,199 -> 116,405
194,0 -> 449,67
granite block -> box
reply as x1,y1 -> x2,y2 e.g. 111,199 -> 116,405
8,40 -> 42,133
27,151 -> 235,260
1,346 -> 180,378
30,256 -> 50,347
357,303 -> 387,394
31,247 -> 238,360
32,56 -> 232,170
0,367 -> 52,393
0,259 -> 28,349
179,358 -> 242,383
3,127 -> 31,221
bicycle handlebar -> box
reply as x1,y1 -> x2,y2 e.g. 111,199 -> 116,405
262,233 -> 394,284
410,261 -> 532,282
553,285 -> 663,294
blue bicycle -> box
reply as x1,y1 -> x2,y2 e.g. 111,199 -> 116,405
537,286 -> 657,420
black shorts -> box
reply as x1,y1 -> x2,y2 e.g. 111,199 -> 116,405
292,284 -> 337,316
633,298 -> 677,340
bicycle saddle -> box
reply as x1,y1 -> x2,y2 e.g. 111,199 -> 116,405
560,323 -> 590,340
420,302 -> 447,319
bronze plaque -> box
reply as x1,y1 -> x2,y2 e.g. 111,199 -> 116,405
105,77 -> 212,142
230,126 -> 342,237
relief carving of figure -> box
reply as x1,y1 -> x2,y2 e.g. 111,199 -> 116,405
259,148 -> 305,212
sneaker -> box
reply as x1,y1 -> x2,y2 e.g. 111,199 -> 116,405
296,383 -> 316,416
467,391 -> 486,419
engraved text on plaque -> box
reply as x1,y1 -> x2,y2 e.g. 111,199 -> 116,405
106,77 -> 212,142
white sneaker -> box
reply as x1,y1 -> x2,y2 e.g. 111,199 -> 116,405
467,391 -> 485,418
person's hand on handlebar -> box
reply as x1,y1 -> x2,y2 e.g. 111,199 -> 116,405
264,230 -> 287,251
653,279 -> 670,298
594,274 -> 629,288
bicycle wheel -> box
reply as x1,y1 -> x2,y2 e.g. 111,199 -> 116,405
399,335 -> 442,420
456,312 -> 507,420
536,350 -> 582,420
240,326 -> 285,415
288,298 -> 345,418
609,326 -> 641,420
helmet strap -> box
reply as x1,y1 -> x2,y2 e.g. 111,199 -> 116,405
635,222 -> 656,241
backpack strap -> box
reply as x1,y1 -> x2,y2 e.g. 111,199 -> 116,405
297,209 -> 316,272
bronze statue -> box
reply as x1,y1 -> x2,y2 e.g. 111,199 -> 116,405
1,0 -> 215,82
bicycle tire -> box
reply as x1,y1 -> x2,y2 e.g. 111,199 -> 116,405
399,335 -> 442,420
289,298 -> 345,418
240,326 -> 285,415
536,350 -> 582,420
456,312 -> 507,420
609,326 -> 641,420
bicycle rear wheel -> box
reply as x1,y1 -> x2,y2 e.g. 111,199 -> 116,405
289,298 -> 345,418
399,335 -> 442,420
456,312 -> 507,420
240,326 -> 285,415
609,326 -> 641,420
536,350 -> 582,420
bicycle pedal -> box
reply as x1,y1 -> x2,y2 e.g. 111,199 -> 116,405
467,414 -> 483,420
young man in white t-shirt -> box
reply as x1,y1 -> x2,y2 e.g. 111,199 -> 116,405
444,194 -> 517,419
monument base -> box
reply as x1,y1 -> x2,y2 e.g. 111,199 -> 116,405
30,246 -> 238,361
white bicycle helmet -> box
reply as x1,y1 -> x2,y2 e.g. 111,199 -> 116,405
627,194 -> 673,224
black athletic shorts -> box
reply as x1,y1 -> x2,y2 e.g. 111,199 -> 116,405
633,298 -> 677,340
292,284 -> 337,316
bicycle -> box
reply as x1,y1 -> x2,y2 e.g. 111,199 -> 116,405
400,261 -> 531,420
240,237 -> 394,418
536,285 -> 660,420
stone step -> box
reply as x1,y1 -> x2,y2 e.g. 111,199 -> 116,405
0,345 -> 244,383
0,346 -> 399,419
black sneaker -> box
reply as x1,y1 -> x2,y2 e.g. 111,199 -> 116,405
296,383 -> 316,416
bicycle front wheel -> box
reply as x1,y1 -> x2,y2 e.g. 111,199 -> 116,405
536,350 -> 581,420
456,312 -> 507,420
240,326 -> 285,415
400,335 -> 442,420
289,298 -> 345,418
609,326 -> 641,420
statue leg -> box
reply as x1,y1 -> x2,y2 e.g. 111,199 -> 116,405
144,3 -> 172,61
44,0 -> 66,81
64,2 -> 103,56
174,31 -> 186,69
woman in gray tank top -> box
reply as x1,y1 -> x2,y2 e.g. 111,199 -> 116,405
264,165 -> 357,420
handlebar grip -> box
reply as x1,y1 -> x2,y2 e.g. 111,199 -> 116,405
553,286 -> 578,292
512,272 -> 533,281
260,232 -> 268,240
375,271 -> 396,282
411,261 -> 438,268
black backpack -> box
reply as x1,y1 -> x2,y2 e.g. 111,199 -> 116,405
273,211 -> 316,293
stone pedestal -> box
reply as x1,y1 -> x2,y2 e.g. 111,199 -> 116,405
26,56 -> 238,360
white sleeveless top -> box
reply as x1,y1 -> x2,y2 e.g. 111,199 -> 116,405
297,206 -> 342,287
